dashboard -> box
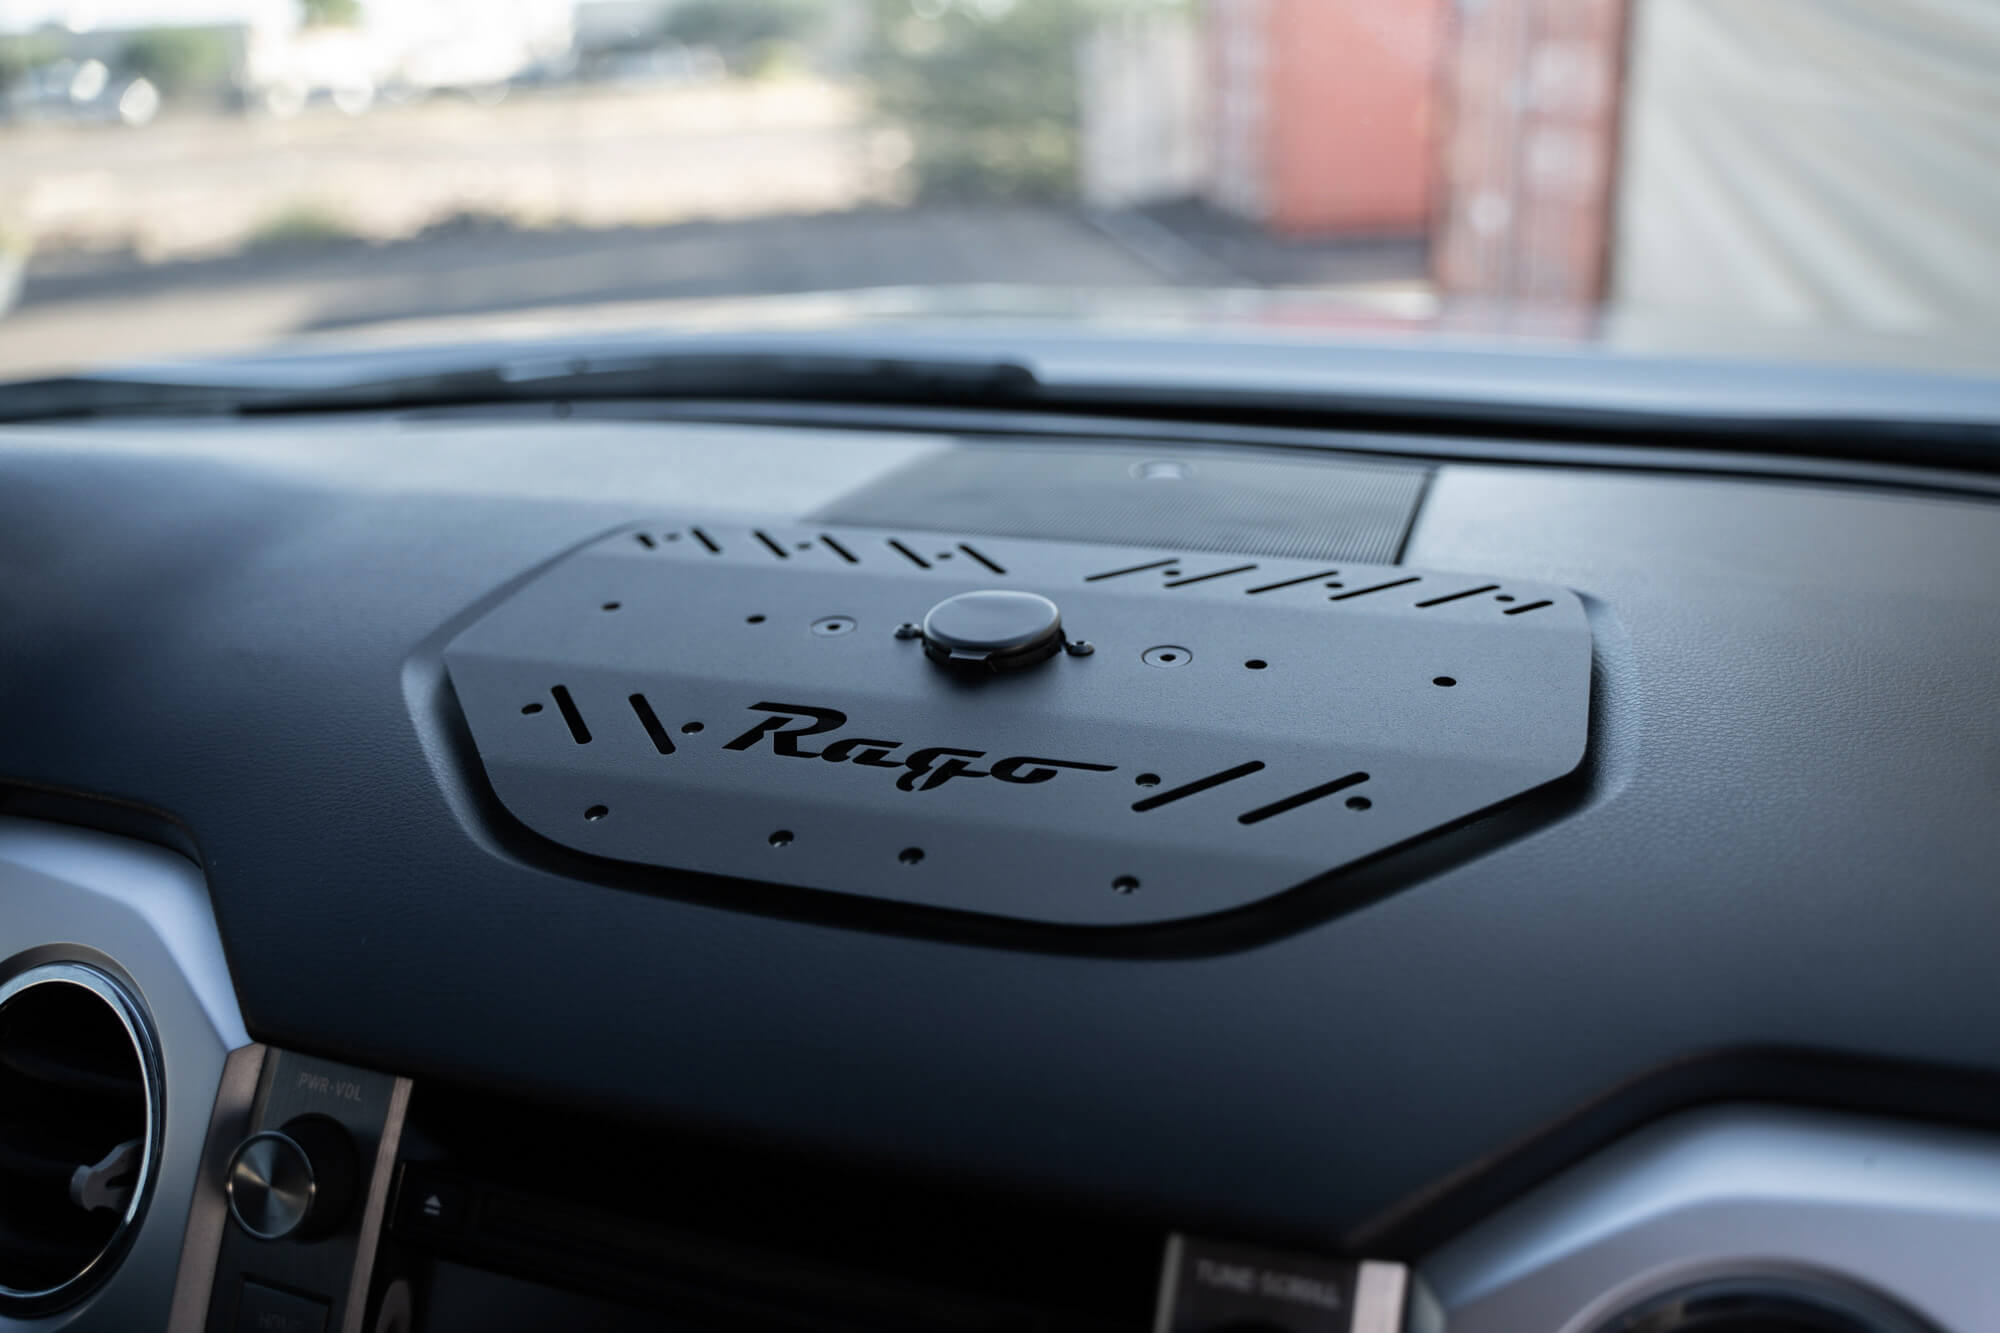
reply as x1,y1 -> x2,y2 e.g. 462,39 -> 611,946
2,397 -> 1998,1332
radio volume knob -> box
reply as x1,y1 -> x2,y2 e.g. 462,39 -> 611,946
225,1116 -> 358,1242
919,590 -> 1065,673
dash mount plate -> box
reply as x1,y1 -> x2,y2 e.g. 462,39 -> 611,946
441,520 -> 1591,926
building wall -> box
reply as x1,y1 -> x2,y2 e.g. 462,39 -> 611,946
1434,0 -> 2000,334
1208,0 -> 1269,221
1264,0 -> 1443,234
1613,0 -> 2000,336
1078,11 -> 1207,211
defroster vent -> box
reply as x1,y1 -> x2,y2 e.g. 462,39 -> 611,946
0,963 -> 160,1315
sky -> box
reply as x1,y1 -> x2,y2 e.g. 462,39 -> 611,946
0,0 -> 295,34
0,0 -> 580,38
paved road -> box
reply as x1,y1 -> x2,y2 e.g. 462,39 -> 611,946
0,205 -> 1179,375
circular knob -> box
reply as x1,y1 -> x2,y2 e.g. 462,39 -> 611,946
920,590 -> 1064,673
226,1116 -> 357,1242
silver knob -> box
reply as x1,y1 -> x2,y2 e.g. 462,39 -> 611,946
919,590 -> 1065,673
226,1118 -> 355,1242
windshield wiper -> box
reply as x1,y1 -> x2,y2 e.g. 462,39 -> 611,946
0,352 -> 1039,423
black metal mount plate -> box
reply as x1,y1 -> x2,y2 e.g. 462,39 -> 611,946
442,519 -> 1590,926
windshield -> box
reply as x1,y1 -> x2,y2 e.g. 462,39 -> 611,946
1,0 -> 1995,381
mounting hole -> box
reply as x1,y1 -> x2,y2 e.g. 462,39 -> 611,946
1433,676 -> 1457,688
768,829 -> 794,847
601,601 -> 621,612
1135,773 -> 1162,787
1346,796 -> 1372,811
681,721 -> 704,734
1325,581 -> 1344,589
1112,875 -> 1141,894
935,551 -> 953,560
746,614 -> 766,624
796,541 -> 813,551
663,532 -> 681,541
584,805 -> 609,822
1162,569 -> 1180,578
521,703 -> 543,715
812,616 -> 857,637
1495,594 -> 1516,603
1143,645 -> 1192,668
898,847 -> 925,866
1244,659 -> 1268,670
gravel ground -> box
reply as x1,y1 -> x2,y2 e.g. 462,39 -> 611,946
3,79 -> 897,263
1,78 -> 1170,375
0,76 -> 1427,377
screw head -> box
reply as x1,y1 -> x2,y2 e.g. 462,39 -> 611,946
894,622 -> 922,640
1065,639 -> 1095,657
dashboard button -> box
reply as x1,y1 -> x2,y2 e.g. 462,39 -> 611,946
235,1279 -> 328,1333
396,1170 -> 468,1237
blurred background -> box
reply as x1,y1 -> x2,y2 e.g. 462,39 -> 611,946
0,0 -> 1994,376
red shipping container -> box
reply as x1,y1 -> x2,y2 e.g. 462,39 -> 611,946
1208,0 -> 1445,236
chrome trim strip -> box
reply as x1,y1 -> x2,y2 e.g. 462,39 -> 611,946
0,820 -> 246,1053
1350,1260 -> 1408,1333
165,1044 -> 264,1333
0,963 -> 162,1313
1422,1105 -> 2000,1333
0,816 -> 250,1333
1149,1233 -> 1184,1333
341,1075 -> 413,1333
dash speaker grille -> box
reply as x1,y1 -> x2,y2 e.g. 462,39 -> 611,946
439,518 -> 1590,927
815,443 -> 1429,564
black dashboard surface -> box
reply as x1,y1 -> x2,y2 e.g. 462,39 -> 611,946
3,414 -> 1998,1252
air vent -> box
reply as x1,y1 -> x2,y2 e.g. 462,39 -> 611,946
0,963 -> 159,1316
1594,1276 -> 1938,1333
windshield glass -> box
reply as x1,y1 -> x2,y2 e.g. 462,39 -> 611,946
1,0 -> 1995,380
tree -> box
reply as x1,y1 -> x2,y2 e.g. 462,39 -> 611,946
120,28 -> 234,97
0,30 -> 63,97
662,0 -> 823,75
865,0 -> 1090,201
300,0 -> 361,28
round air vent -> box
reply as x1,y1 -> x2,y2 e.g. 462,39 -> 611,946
0,962 -> 161,1316
1595,1275 -> 1939,1333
